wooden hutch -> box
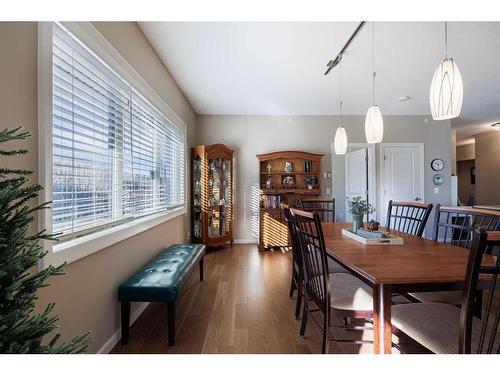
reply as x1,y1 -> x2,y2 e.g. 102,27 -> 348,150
257,151 -> 323,250
191,144 -> 234,247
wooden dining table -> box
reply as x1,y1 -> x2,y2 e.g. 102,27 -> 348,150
322,222 -> 496,354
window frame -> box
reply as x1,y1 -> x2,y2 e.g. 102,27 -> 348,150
38,22 -> 188,269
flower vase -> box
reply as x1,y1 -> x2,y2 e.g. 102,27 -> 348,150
352,214 -> 364,233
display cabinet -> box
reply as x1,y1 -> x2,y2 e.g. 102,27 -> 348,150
191,144 -> 233,247
257,150 -> 323,250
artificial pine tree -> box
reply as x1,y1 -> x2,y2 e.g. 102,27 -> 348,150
0,127 -> 91,353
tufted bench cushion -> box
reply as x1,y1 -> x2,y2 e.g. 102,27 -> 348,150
118,243 -> 205,346
118,243 -> 205,303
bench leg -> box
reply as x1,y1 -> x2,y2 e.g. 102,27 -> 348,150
199,257 -> 204,282
167,302 -> 175,346
121,301 -> 130,345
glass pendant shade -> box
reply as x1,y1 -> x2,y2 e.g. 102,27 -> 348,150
365,105 -> 384,143
430,57 -> 463,120
334,126 -> 347,155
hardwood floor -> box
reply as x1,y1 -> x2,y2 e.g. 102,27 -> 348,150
111,244 -> 374,354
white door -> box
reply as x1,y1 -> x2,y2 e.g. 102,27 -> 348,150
381,144 -> 425,225
345,148 -> 368,222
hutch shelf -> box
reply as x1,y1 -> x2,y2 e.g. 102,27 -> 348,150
257,150 -> 323,251
191,144 -> 234,248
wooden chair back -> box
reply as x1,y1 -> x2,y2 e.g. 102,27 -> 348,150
290,208 -> 330,312
385,200 -> 433,237
300,198 -> 335,222
281,203 -> 302,273
432,205 -> 500,248
460,230 -> 500,353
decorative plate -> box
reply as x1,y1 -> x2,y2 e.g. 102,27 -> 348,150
433,173 -> 444,186
283,176 -> 295,187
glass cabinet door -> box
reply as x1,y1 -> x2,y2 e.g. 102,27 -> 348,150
208,157 -> 230,238
192,155 -> 202,239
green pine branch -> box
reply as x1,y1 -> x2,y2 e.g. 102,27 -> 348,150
0,168 -> 33,176
0,149 -> 28,156
0,127 -> 31,143
0,127 -> 92,354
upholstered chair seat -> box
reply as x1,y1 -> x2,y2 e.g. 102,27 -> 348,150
328,257 -> 349,274
408,290 -> 462,305
329,273 -> 373,311
392,302 -> 486,354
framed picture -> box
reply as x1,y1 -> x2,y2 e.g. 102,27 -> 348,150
471,166 -> 476,185
282,176 -> 295,187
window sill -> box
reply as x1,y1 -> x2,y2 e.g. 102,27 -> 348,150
39,208 -> 187,269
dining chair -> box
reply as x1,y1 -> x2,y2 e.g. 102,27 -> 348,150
282,204 -> 348,320
290,208 -> 373,353
432,205 -> 500,247
300,198 -> 335,222
281,203 -> 304,320
385,201 -> 433,305
391,229 -> 500,353
385,200 -> 433,237
408,205 -> 500,310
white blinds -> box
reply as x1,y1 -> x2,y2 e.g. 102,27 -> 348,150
124,92 -> 185,217
52,23 -> 185,238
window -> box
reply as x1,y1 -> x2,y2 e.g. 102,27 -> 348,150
51,23 -> 185,241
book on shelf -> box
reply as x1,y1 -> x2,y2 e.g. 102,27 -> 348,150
261,194 -> 281,209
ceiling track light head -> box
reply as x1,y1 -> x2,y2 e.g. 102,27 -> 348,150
325,54 -> 342,75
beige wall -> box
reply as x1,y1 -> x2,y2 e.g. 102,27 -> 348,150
475,131 -> 500,205
196,115 -> 452,240
457,143 -> 475,161
0,22 -> 196,353
0,23 -> 39,185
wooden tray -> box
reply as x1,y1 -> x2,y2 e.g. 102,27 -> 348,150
341,228 -> 404,245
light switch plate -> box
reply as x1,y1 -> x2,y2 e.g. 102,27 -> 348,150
323,172 -> 328,179
434,187 -> 439,194
326,187 -> 331,195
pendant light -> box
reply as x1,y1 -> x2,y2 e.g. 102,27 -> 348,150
334,56 -> 348,155
430,21 -> 463,120
365,22 -> 384,144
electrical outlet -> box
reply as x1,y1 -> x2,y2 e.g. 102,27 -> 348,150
326,187 -> 331,195
434,187 -> 439,194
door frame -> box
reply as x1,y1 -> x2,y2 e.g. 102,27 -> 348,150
344,143 -> 377,221
379,143 -> 425,224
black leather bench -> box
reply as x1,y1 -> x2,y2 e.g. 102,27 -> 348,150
118,243 -> 205,346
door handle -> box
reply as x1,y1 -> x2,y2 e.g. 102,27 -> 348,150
415,197 -> 421,201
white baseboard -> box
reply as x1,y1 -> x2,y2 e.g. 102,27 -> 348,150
233,238 -> 258,244
97,301 -> 149,354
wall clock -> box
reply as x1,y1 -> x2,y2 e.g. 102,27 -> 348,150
431,158 -> 444,171
433,174 -> 444,186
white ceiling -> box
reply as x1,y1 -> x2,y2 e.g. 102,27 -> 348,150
139,22 -> 500,143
